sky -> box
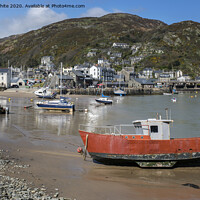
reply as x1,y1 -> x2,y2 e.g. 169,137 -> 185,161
0,0 -> 199,38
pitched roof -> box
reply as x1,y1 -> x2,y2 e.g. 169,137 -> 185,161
58,75 -> 73,80
11,77 -> 20,83
72,69 -> 84,77
134,78 -> 155,85
0,68 -> 9,73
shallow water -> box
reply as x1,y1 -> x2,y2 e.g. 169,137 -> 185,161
0,93 -> 200,140
1,93 -> 200,200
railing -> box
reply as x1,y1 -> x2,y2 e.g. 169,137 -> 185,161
79,124 -> 145,135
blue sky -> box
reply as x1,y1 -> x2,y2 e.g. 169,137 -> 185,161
0,0 -> 199,38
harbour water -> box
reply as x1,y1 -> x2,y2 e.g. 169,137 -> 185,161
0,93 -> 200,140
1,92 -> 200,200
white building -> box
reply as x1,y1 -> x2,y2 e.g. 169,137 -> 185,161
175,70 -> 183,78
63,67 -> 73,75
89,65 -> 115,81
142,68 -> 153,78
40,56 -> 55,71
89,65 -> 102,80
11,77 -> 25,87
112,43 -> 129,48
0,68 -> 11,88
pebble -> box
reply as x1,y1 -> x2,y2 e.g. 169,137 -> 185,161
0,149 -> 72,200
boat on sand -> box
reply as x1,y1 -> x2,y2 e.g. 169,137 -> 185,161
79,114 -> 200,168
36,96 -> 75,112
34,88 -> 57,99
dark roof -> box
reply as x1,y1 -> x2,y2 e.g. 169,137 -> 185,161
72,69 -> 84,77
160,74 -> 170,78
114,74 -> 125,79
0,68 -> 9,73
134,78 -> 155,85
154,70 -> 163,73
143,68 -> 153,71
58,75 -> 73,80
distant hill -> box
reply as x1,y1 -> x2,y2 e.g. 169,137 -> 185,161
0,13 -> 200,77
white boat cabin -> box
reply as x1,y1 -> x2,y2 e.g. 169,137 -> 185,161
132,118 -> 173,140
34,88 -> 51,96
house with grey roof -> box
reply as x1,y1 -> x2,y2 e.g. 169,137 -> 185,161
58,74 -> 74,88
128,78 -> 155,89
0,68 -> 11,88
11,77 -> 25,87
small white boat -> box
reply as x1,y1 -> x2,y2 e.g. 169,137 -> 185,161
163,93 -> 172,95
114,89 -> 127,96
34,88 -> 57,99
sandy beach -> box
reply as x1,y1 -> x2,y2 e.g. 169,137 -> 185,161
0,88 -> 200,200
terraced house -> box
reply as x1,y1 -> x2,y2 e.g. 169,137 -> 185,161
0,68 -> 11,88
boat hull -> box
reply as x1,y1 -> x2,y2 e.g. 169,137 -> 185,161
36,92 -> 57,99
95,99 -> 112,104
114,89 -> 127,96
36,103 -> 75,111
79,130 -> 200,167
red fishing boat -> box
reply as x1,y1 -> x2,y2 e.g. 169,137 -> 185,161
79,116 -> 200,168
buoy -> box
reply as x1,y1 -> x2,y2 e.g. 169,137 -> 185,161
77,147 -> 83,154
30,99 -> 33,102
8,98 -> 11,102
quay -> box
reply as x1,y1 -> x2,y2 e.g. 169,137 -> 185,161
61,88 -> 168,95
168,80 -> 200,91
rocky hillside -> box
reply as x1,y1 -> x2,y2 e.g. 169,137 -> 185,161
140,21 -> 200,76
0,13 -> 200,77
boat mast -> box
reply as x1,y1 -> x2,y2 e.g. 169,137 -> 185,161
60,62 -> 62,96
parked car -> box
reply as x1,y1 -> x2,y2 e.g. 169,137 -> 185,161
11,85 -> 19,88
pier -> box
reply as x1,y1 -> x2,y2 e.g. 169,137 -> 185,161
168,80 -> 200,91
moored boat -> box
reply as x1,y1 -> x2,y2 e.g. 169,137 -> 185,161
36,96 -> 75,112
114,89 -> 127,96
95,94 -> 113,104
79,116 -> 200,168
163,93 -> 172,95
34,88 -> 57,99
0,105 -> 9,114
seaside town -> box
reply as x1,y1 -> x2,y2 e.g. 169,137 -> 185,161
1,5 -> 200,200
1,43 -> 200,95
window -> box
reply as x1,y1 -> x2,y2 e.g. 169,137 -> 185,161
150,126 -> 158,133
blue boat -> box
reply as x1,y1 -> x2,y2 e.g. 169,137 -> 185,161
36,96 -> 75,112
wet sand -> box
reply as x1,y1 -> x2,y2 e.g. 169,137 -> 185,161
1,89 -> 200,199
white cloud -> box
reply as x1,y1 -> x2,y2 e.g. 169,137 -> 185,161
113,9 -> 123,13
80,7 -> 109,17
0,8 -> 67,38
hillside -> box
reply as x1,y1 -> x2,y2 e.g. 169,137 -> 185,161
0,13 -> 200,77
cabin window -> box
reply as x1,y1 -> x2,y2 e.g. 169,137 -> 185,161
150,126 -> 158,133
